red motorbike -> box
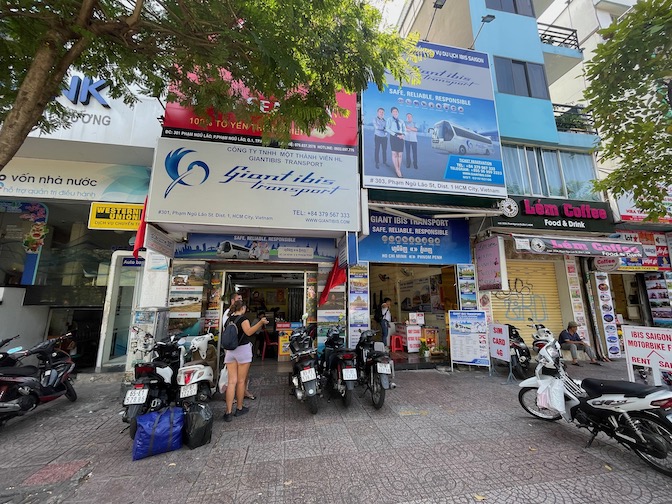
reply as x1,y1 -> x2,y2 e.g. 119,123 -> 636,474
0,333 -> 77,429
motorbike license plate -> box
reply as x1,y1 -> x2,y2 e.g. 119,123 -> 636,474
124,388 -> 148,405
180,383 -> 198,399
342,368 -> 357,381
300,368 -> 316,383
377,363 -> 392,375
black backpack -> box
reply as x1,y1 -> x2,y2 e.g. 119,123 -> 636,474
221,316 -> 243,351
373,305 -> 383,324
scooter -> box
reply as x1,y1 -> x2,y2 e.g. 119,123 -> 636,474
519,338 -> 672,477
528,317 -> 555,354
319,320 -> 357,407
355,329 -> 393,409
288,320 -> 320,414
0,335 -> 23,368
176,333 -> 217,404
0,333 -> 76,429
507,324 -> 532,379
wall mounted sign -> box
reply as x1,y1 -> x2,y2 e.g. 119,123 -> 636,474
146,225 -> 176,258
475,236 -> 508,291
513,234 -> 644,258
617,230 -> 671,271
88,202 -> 143,230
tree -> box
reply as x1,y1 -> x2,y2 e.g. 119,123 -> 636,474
584,0 -> 672,219
0,0 -> 424,173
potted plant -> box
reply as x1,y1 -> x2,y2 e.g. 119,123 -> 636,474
418,339 -> 430,358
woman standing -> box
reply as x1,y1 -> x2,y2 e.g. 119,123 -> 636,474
385,107 -> 406,178
223,300 -> 268,421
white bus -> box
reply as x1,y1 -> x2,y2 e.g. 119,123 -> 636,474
429,120 -> 494,156
216,241 -> 251,259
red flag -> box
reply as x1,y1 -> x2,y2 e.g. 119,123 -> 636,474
132,197 -> 148,259
318,257 -> 347,307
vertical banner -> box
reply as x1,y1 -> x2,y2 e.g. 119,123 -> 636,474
457,264 -> 477,310
317,262 -> 346,352
622,325 -> 672,386
488,323 -> 510,362
594,271 -> 619,358
449,310 -> 489,369
475,237 -> 508,291
564,256 -> 589,340
348,264 -> 370,348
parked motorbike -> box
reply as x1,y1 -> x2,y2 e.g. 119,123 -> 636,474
0,333 -> 76,429
288,321 -> 320,414
176,333 -> 217,404
355,329 -> 393,409
528,317 -> 555,354
121,327 -> 182,438
0,335 -> 22,368
507,324 -> 532,379
519,338 -> 672,477
319,320 -> 357,407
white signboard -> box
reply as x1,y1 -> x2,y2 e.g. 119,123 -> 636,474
146,137 -> 359,232
622,325 -> 672,386
489,323 -> 510,362
145,225 -> 176,258
449,310 -> 489,369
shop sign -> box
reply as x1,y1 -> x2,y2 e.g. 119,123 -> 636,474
475,236 -> 508,291
175,233 -> 337,263
617,231 -> 671,272
616,189 -> 672,224
622,326 -> 672,386
146,137 -> 358,232
513,234 -> 644,258
488,323 -> 510,362
0,158 -> 149,203
449,310 -> 489,368
347,264 -> 370,348
361,42 -> 505,198
88,202 -> 144,230
593,257 -> 620,272
493,197 -> 613,232
358,211 -> 471,265
122,257 -> 144,267
145,225 -> 176,258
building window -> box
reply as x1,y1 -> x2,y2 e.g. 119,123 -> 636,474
494,57 -> 550,99
485,0 -> 534,17
502,145 -> 599,201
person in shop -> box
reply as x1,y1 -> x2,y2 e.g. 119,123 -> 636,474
222,293 -> 257,401
222,299 -> 269,422
380,297 -> 393,348
558,321 -> 605,366
251,310 -> 267,359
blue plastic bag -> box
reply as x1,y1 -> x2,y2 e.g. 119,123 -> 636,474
132,407 -> 184,460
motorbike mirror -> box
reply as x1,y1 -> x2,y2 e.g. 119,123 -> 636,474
177,337 -> 187,346
527,318 -> 533,321
302,313 -> 308,322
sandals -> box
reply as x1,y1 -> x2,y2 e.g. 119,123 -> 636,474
244,393 -> 256,400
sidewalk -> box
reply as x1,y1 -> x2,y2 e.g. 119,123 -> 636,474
0,358 -> 670,504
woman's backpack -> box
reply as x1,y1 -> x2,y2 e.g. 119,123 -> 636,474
221,316 -> 243,351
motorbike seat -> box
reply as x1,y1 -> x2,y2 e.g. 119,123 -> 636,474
0,365 -> 39,377
581,378 -> 661,399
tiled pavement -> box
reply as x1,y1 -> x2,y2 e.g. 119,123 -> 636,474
0,360 -> 671,504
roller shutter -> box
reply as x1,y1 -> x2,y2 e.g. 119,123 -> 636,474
491,260 -> 563,345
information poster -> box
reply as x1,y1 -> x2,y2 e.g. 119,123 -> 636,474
457,264 -> 477,310
564,256 -> 589,340
622,325 -> 672,386
644,272 -> 672,328
449,310 -> 489,369
488,323 -> 510,362
168,262 -> 205,319
348,264 -> 370,348
595,271 -> 619,358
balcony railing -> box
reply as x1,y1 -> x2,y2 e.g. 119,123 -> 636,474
553,104 -> 596,134
538,22 -> 580,51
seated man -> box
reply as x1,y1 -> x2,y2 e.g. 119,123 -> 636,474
558,321 -> 600,366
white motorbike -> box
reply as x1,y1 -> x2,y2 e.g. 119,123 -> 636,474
528,317 -> 555,354
519,339 -> 672,477
176,333 -> 217,403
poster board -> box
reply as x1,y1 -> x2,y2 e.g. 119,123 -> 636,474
622,325 -> 672,386
449,310 -> 489,370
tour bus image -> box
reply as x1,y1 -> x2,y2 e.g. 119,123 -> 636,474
429,120 -> 494,156
216,241 -> 251,259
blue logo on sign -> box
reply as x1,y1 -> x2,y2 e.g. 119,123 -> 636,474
164,148 -> 210,198
62,76 -> 110,108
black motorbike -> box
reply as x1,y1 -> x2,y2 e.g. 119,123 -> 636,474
319,322 -> 357,407
0,333 -> 77,429
288,324 -> 320,414
121,327 -> 182,438
355,329 -> 393,409
0,335 -> 22,368
507,324 -> 531,379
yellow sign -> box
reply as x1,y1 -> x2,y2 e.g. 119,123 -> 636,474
278,331 -> 291,357
88,202 -> 143,230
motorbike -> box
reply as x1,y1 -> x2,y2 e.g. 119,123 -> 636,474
319,321 -> 357,407
121,327 -> 182,438
519,338 -> 672,477
528,317 -> 555,354
288,321 -> 320,414
0,335 -> 23,368
506,324 -> 532,379
0,333 -> 77,429
176,332 -> 217,404
355,329 -> 393,409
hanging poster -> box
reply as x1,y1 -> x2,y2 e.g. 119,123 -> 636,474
457,264 -> 477,310
348,264 -> 370,348
475,237 -> 508,291
449,310 -> 489,368
595,272 -> 620,358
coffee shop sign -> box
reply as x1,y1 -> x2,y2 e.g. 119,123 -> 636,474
522,199 -> 608,220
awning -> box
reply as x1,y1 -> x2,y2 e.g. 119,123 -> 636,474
512,234 -> 644,258
368,200 -> 503,221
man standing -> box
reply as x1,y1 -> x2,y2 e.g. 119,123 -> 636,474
404,113 -> 419,170
373,107 -> 388,169
558,321 -> 601,366
380,297 -> 393,347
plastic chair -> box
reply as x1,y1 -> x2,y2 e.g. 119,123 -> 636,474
390,334 -> 404,353
262,329 -> 279,361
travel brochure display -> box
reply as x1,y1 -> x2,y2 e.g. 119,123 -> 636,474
348,264 -> 370,348
457,264 -> 477,310
449,310 -> 489,370
644,272 -> 672,328
621,326 -> 672,386
594,272 -> 620,359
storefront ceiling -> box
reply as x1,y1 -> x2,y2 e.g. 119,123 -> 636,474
17,137 -> 154,167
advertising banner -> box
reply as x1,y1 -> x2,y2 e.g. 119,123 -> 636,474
488,323 -> 510,362
358,211 -> 470,265
622,325 -> 672,386
168,262 -> 205,319
361,42 -> 505,198
146,137 -> 358,232
617,190 -> 672,225
513,234 -> 644,258
88,202 -> 143,230
475,236 -> 507,291
594,272 -> 619,358
457,264 -> 477,310
449,310 -> 489,368
348,264 -> 370,348
617,231 -> 671,271
175,234 -> 337,263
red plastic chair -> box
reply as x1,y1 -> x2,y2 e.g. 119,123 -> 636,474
390,334 -> 404,353
262,329 -> 279,361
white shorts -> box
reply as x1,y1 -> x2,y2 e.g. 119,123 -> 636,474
224,342 -> 253,364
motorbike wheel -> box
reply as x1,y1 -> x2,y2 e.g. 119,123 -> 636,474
306,394 -> 319,415
64,379 -> 77,402
627,413 -> 672,477
511,355 -> 526,380
518,387 -> 561,421
196,383 -> 211,402
371,372 -> 386,410
129,417 -> 138,440
340,387 -> 352,408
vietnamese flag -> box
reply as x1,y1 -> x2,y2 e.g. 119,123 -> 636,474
318,257 -> 347,307
132,197 -> 148,259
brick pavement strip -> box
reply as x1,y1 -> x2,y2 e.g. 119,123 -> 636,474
0,361 -> 671,503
